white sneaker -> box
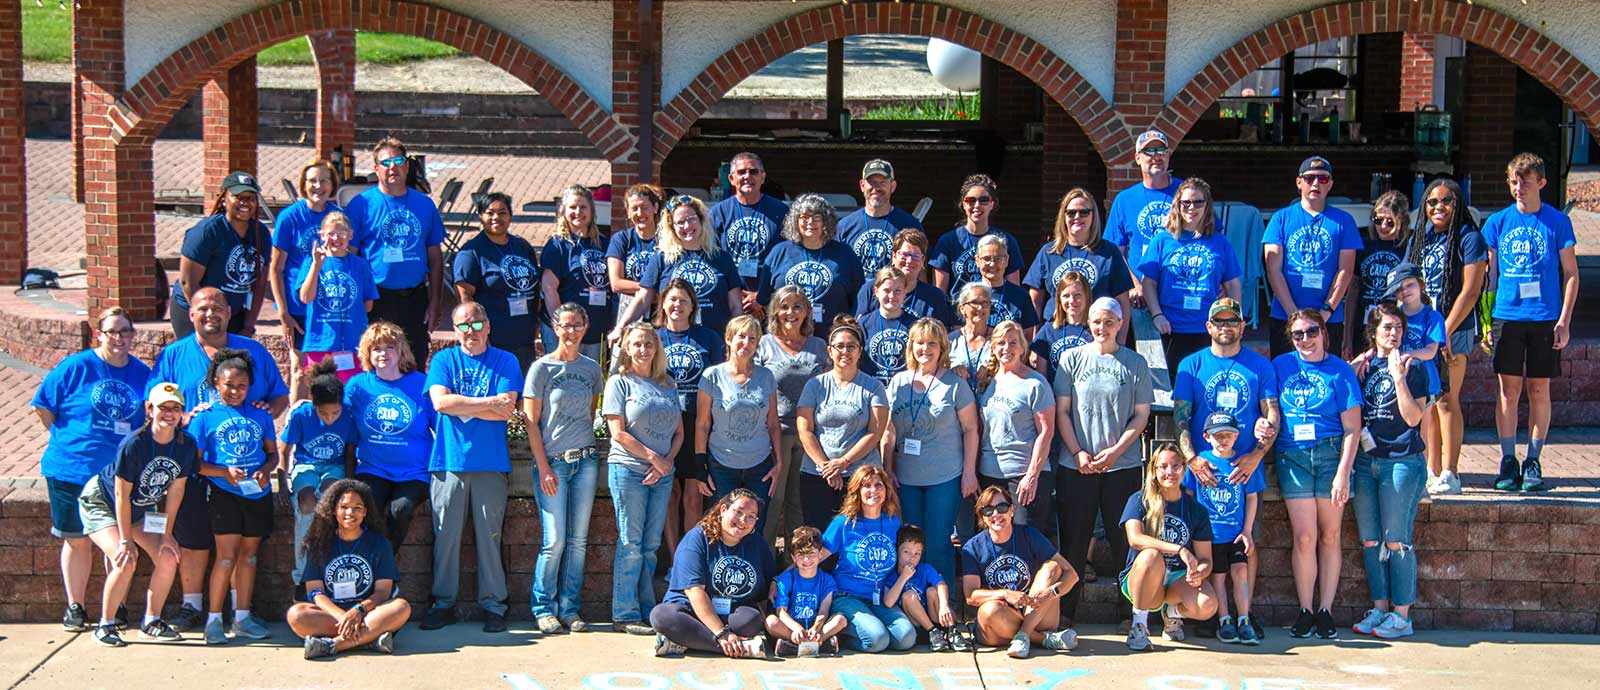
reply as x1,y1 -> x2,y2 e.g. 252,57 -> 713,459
1041,628 -> 1078,651
1439,471 -> 1463,495
1126,621 -> 1151,651
1006,631 -> 1031,659
1373,612 -> 1414,639
1162,615 -> 1185,641
653,633 -> 687,658
1353,608 -> 1387,635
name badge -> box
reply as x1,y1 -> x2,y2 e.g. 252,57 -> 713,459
738,259 -> 759,278
142,512 -> 168,534
1292,423 -> 1316,442
382,246 -> 405,263
587,289 -> 608,307
509,298 -> 529,316
236,478 -> 262,495
713,597 -> 733,615
1519,281 -> 1541,300
813,304 -> 825,324
1300,270 -> 1325,290
1360,428 -> 1377,452
243,291 -> 253,310
333,352 -> 356,371
1183,294 -> 1201,310
114,421 -> 132,435
679,392 -> 690,412
872,590 -> 882,606
901,438 -> 922,456
331,580 -> 359,600
1216,389 -> 1239,409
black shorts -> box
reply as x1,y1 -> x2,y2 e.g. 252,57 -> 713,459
674,406 -> 700,480
174,478 -> 214,550
1492,319 -> 1561,378
1211,539 -> 1249,567
208,484 -> 276,538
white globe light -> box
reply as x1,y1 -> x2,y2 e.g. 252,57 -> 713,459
926,38 -> 982,92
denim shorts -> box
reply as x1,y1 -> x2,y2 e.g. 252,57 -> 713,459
1118,566 -> 1185,604
46,477 -> 87,538
289,462 -> 346,495
1276,435 -> 1346,500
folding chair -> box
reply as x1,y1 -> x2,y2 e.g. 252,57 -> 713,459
280,178 -> 299,202
443,177 -> 494,261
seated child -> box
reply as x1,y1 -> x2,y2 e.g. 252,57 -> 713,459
766,526 -> 848,657
883,524 -> 970,652
1182,412 -> 1265,645
283,358 -> 358,583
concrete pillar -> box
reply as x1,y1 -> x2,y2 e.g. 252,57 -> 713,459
309,30 -> 356,162
0,0 -> 26,282
202,57 -> 259,210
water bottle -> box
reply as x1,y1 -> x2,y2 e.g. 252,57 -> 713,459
1412,173 -> 1426,208
1463,175 -> 1473,208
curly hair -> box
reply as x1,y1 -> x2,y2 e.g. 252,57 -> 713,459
205,348 -> 255,390
838,465 -> 901,523
357,321 -> 418,374
956,174 -> 999,211
780,193 -> 839,245
698,487 -> 761,543
301,478 -> 380,562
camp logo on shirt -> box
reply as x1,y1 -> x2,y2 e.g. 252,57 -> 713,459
295,226 -> 319,255
581,249 -> 609,289
316,269 -> 360,315
1204,369 -> 1253,416
984,553 -> 1031,591
451,363 -> 496,398
132,455 -> 184,507
300,432 -> 346,462
378,207 -> 422,254
364,393 -> 414,436
710,554 -> 758,599
784,261 -> 834,301
223,245 -> 259,293
1136,201 -> 1172,244
1165,241 -> 1216,285
1360,250 -> 1401,300
953,247 -> 980,289
90,379 -> 141,426
665,344 -> 706,389
670,257 -> 719,303
1280,370 -> 1332,411
724,218 -> 772,263
1499,225 -> 1546,278
1051,257 -> 1098,293
854,531 -> 897,580
1363,367 -> 1398,411
851,228 -> 894,273
1201,483 -> 1240,516
323,553 -> 374,599
624,247 -> 656,280
502,255 -> 538,293
867,328 -> 908,374
1286,223 -> 1334,270
718,389 -> 765,443
214,416 -> 264,462
1050,336 -> 1087,368
1161,512 -> 1192,569
789,590 -> 820,621
1421,232 -> 1450,295
987,295 -> 1021,328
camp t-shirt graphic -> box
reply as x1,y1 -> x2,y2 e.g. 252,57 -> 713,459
315,267 -> 360,320
867,327 -> 908,377
131,455 -> 184,508
1051,256 -> 1099,295
223,243 -> 260,295
91,379 -> 141,433
985,550 -> 1032,591
1360,247 -> 1402,301
1204,369 -> 1253,418
364,393 -> 415,439
711,552 -> 759,600
502,254 -> 538,294
671,256 -> 720,307
785,260 -> 834,303
850,227 -> 894,275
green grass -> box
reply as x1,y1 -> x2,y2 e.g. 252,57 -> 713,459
21,5 -> 458,65
858,94 -> 980,121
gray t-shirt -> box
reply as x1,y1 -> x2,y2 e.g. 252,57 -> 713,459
796,371 -> 888,476
699,363 -> 777,469
977,370 -> 1055,479
755,334 -> 829,434
602,374 -> 681,473
1053,344 -> 1154,472
888,369 -> 976,487
523,354 -> 603,457
947,330 -> 990,374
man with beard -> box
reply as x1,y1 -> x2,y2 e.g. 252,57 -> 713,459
711,152 -> 789,317
837,159 -> 924,277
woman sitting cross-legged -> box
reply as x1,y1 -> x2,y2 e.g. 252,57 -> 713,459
961,485 -> 1079,659
289,479 -> 412,659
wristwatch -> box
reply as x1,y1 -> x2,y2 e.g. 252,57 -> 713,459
353,603 -> 368,616
1320,302 -> 1333,312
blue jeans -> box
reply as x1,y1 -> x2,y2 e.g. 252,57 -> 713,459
898,477 -> 962,588
708,455 -> 774,537
608,462 -> 672,623
832,594 -> 917,652
530,455 -> 600,620
1352,452 -> 1427,607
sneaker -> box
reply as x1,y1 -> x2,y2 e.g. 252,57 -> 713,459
372,630 -> 396,654
615,621 -> 655,636
483,612 -> 507,633
1217,617 -> 1239,643
1353,608 -> 1387,635
1314,608 -> 1338,639
1126,621 -> 1151,651
1248,614 -> 1265,641
113,604 -> 129,630
1372,612 -> 1414,639
948,626 -> 974,652
1521,458 -> 1549,492
62,603 -> 88,632
561,616 -> 589,633
1289,608 -> 1316,638
1441,470 -> 1463,495
1006,631 -> 1031,659
824,637 -> 841,656
929,626 -> 950,652
536,615 -> 565,635
93,624 -> 127,648
1162,615 -> 1185,642
1494,456 -> 1522,491
231,615 -> 271,640
419,606 -> 456,631
1041,628 -> 1078,651
170,603 -> 204,632
654,633 -> 687,658
303,635 -> 337,660
1237,617 -> 1261,645
204,617 -> 228,645
139,619 -> 183,642
775,639 -> 799,657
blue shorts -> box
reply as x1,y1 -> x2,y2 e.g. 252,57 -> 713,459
46,477 -> 87,538
1448,328 -> 1474,359
289,463 -> 345,496
1277,436 -> 1347,500
1118,566 -> 1186,604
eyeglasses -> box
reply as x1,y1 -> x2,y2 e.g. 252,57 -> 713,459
1177,199 -> 1207,210
1209,317 -> 1243,327
893,250 -> 924,262
1372,216 -> 1397,228
102,328 -> 136,337
1426,197 -> 1456,208
454,320 -> 487,333
1289,325 -> 1323,342
830,343 -> 861,353
665,195 -> 694,212
377,155 -> 408,168
962,196 -> 993,206
1063,209 -> 1094,219
961,301 -> 991,310
980,502 -> 1014,517
1140,146 -> 1170,156
1300,174 -> 1332,186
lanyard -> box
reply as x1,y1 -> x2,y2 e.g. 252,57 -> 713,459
962,336 -> 988,391
905,373 -> 934,430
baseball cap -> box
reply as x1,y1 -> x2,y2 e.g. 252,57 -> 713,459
1383,262 -> 1424,300
1209,297 -> 1243,321
1298,156 -> 1332,177
148,382 -> 186,409
1136,130 -> 1169,152
1203,411 -> 1239,435
861,159 -> 894,180
221,171 -> 261,195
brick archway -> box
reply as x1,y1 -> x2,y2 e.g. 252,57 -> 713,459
1155,0 -> 1600,143
652,1 -> 1130,165
109,0 -> 632,158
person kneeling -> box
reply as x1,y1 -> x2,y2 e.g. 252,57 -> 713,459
288,479 -> 411,659
765,526 -> 847,657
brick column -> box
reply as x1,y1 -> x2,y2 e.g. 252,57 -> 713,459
1107,0 -> 1169,201
1459,45 -> 1516,209
0,0 -> 26,282
612,0 -> 662,226
309,30 -> 356,161
202,57 -> 258,210
1400,33 -> 1436,110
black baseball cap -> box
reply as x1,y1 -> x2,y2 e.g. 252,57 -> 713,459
1203,411 -> 1240,435
221,171 -> 261,195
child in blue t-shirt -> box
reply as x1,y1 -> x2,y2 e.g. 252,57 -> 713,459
297,211 -> 378,384
1182,412 -> 1265,646
765,526 -> 847,657
282,359 -> 358,583
883,525 -> 967,653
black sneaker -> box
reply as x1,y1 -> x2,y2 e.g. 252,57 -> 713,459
1249,615 -> 1266,641
170,603 -> 204,631
1521,457 -> 1549,491
63,603 -> 88,632
929,626 -> 950,652
824,637 -> 841,656
1290,608 -> 1316,638
114,604 -> 129,630
139,619 -> 183,642
419,606 -> 456,631
483,612 -> 507,633
1314,608 -> 1338,639
775,639 -> 799,657
93,624 -> 127,648
1495,455 -> 1522,491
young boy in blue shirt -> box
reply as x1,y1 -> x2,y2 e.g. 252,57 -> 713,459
883,524 -> 969,652
766,526 -> 847,657
281,358 -> 358,583
1183,412 -> 1265,645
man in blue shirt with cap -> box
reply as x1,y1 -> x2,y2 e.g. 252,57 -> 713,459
1262,156 -> 1363,358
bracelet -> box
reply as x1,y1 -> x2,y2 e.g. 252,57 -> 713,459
353,603 -> 368,616
715,626 -> 733,641
307,589 -> 327,602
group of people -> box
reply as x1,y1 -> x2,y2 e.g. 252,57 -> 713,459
32,132 -> 1576,660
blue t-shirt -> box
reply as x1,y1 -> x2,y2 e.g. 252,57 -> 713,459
1104,178 -> 1182,281
1029,322 -> 1092,383
1172,347 -> 1279,458
928,227 -> 1024,299
1119,492 -> 1213,572
541,233 -> 613,342
172,213 -> 270,312
148,334 -> 289,410
984,281 -> 1041,330
773,568 -> 839,625
1023,241 -> 1135,321
1481,204 -> 1577,322
188,403 -> 276,498
659,326 -> 725,411
1181,450 -> 1266,543
606,228 -> 659,285
855,280 -> 955,326
881,561 -> 944,607
1272,352 -> 1362,450
424,346 -> 522,473
299,253 -> 379,352
823,514 -> 903,600
33,350 -> 151,483
1361,354 -> 1435,459
663,525 -> 777,610
344,371 -> 435,483
346,186 -> 446,289
98,427 -> 200,523
759,240 -> 864,329
837,208 -> 924,276
710,195 -> 789,288
1355,237 -> 1404,323
272,200 -> 340,317
1403,304 -> 1447,390
858,309 -> 917,385
1138,231 -> 1243,333
960,525 -> 1057,592
1413,225 -> 1489,330
640,250 -> 743,332
451,232 -> 541,349
1262,203 -> 1363,322
281,401 -> 357,468
301,529 -> 401,605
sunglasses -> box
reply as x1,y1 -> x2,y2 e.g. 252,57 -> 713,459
733,167 -> 763,177
980,502 -> 1014,517
665,194 -> 694,212
1177,199 -> 1207,209
1372,216 -> 1397,228
962,196 -> 993,206
1426,197 -> 1456,208
1289,325 -> 1323,342
454,320 -> 487,333
1063,208 -> 1094,219
1210,317 -> 1243,327
1141,146 -> 1170,156
1300,174 -> 1332,186
377,155 -> 408,168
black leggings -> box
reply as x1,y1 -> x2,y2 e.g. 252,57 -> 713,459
1056,467 -> 1142,623
355,473 -> 429,548
1161,331 -> 1212,372
649,602 -> 764,652
798,472 -> 845,530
